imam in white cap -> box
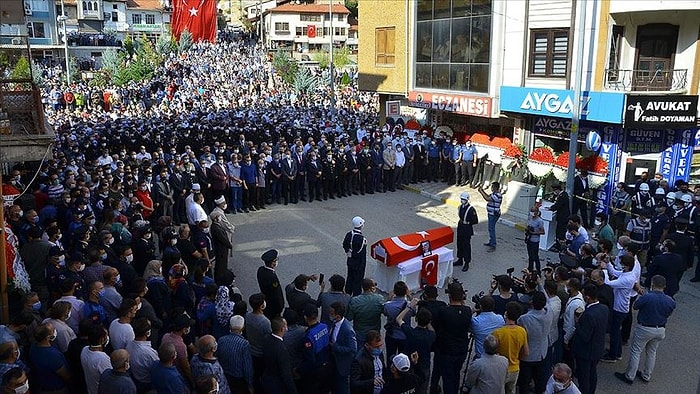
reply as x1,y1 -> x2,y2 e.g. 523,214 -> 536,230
392,353 -> 411,372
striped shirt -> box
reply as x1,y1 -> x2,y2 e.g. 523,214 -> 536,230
217,332 -> 254,388
487,192 -> 502,216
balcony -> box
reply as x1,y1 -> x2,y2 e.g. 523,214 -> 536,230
604,69 -> 688,92
0,36 -> 54,163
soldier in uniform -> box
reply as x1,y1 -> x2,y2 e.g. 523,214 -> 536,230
346,148 -> 360,196
455,192 -> 478,272
323,152 -> 339,200
359,145 -> 374,195
343,216 -> 367,297
306,152 -> 323,202
257,249 -> 285,319
299,305 -> 332,394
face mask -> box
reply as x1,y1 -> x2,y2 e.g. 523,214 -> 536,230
18,210 -> 23,218
370,348 -> 382,357
107,237 -> 114,245
33,216 -> 40,224
98,289 -> 106,298
655,206 -> 664,213
32,301 -> 41,311
143,233 -> 152,239
101,253 -> 108,261
552,380 -> 568,392
202,227 -> 210,234
14,380 -> 29,394
170,238 -> 178,246
89,218 -> 96,226
594,219 -> 602,226
77,263 -> 85,272
184,327 -> 191,335
115,274 -> 121,283
125,255 -> 134,263
58,255 -> 66,265
49,329 -> 57,341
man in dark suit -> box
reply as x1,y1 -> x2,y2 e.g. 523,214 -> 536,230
294,146 -> 307,202
306,152 -> 323,202
208,154 -> 229,203
346,149 -> 360,196
358,146 -> 374,195
169,164 -> 191,225
257,249 -> 285,319
573,170 -> 590,228
455,192 -> 478,271
285,274 -> 320,319
645,239 -> 685,298
281,149 -> 298,204
547,183 -> 571,248
350,330 -> 385,394
572,284 -> 609,394
262,317 -> 298,394
413,140 -> 427,183
329,302 -> 357,394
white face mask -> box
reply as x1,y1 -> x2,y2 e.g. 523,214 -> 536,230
594,219 -> 602,226
202,227 -> 210,234
77,264 -> 86,272
107,237 -> 114,245
14,380 -> 29,394
552,379 -> 568,392
125,255 -> 134,263
170,238 -> 178,246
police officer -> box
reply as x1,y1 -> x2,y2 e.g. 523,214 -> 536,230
343,216 -> 367,297
257,249 -> 285,319
455,192 -> 478,272
626,207 -> 653,266
462,140 -> 478,186
299,304 -> 332,394
631,183 -> 653,216
322,151 -> 338,200
358,145 -> 374,195
427,140 -> 441,182
450,139 -> 463,187
441,138 -> 454,183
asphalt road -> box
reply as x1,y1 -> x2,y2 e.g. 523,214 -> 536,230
224,188 -> 700,394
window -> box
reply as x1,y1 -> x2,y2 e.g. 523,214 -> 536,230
113,4 -> 118,9
529,28 -> 569,77
375,27 -> 395,66
414,0 -> 492,93
300,14 -> 321,22
112,11 -> 118,22
145,14 -> 155,24
27,0 -> 49,12
323,27 -> 330,36
82,1 -> 87,10
132,14 -> 142,24
335,27 -> 346,36
27,22 -> 45,38
295,26 -> 308,36
606,25 -> 624,81
275,22 -> 289,32
337,14 -> 344,22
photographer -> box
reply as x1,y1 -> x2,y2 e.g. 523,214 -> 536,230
470,295 -> 504,359
416,285 -> 446,322
488,275 -> 519,316
430,280 -> 472,394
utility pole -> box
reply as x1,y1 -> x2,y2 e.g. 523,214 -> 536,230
60,0 -> 71,85
0,185 -> 8,324
329,0 -> 335,119
566,0 -> 587,212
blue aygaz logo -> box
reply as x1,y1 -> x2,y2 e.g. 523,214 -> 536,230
499,86 -> 626,124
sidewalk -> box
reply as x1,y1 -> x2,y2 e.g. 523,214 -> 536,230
402,181 -> 528,232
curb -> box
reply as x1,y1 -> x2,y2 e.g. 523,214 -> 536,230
404,184 -> 527,232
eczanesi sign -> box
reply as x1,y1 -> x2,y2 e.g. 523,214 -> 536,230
408,91 -> 492,118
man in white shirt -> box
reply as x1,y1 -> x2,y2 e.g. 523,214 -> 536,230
601,254 -> 637,363
81,325 -> 112,394
562,278 -> 584,366
108,299 -> 137,350
126,318 -> 159,391
394,143 -> 406,190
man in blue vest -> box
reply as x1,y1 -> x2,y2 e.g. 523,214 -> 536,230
298,304 -> 332,393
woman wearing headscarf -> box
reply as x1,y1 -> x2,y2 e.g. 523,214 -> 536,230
169,263 -> 195,317
213,285 -> 235,339
143,260 -> 171,322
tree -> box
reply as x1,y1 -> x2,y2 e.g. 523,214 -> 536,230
101,48 -> 122,78
312,51 -> 330,69
293,66 -> 318,96
272,51 -> 299,85
156,33 -> 176,56
345,0 -> 358,18
68,56 -> 81,83
179,29 -> 193,54
123,34 -> 135,57
10,56 -> 31,79
333,46 -> 352,69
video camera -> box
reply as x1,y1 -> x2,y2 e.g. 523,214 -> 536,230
445,277 -> 467,301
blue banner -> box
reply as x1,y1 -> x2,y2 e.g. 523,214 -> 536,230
596,125 -> 623,214
500,86 -> 625,124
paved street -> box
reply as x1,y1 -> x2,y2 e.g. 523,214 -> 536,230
226,186 -> 700,394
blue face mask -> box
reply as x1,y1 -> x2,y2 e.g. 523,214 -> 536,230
101,253 -> 108,261
98,290 -> 106,298
32,301 -> 42,311
371,348 -> 382,357
33,216 -> 40,224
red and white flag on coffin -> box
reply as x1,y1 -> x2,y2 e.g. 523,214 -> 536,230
371,226 -> 454,267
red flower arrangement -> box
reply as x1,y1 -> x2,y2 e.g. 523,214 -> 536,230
503,144 -> 524,158
491,137 -> 513,150
528,147 -> 555,163
555,152 -> 581,167
469,132 -> 491,145
578,156 -> 609,175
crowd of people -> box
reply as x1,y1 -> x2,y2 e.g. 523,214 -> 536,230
0,29 -> 692,394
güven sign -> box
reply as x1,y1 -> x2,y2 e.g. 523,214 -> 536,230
408,91 -> 492,118
625,94 -> 698,128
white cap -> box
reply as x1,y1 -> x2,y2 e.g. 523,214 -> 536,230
392,353 -> 411,372
639,183 -> 650,191
192,183 -> 201,191
352,216 -> 365,228
460,192 -> 470,201
680,194 -> 692,203
214,195 -> 226,205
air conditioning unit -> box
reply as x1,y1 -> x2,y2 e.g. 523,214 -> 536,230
11,38 -> 21,45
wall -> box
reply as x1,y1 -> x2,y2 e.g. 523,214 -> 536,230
357,0 -> 409,95
610,0 -> 700,14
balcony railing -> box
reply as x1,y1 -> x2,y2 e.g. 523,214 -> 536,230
604,69 -> 688,92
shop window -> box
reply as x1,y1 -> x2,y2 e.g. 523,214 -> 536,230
413,0 -> 492,93
375,26 -> 395,66
528,28 -> 569,78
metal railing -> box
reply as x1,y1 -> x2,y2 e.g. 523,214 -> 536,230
604,68 -> 688,92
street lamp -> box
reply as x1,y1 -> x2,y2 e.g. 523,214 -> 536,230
58,0 -> 70,85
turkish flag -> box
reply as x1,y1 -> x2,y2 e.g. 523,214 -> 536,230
371,226 -> 454,266
172,0 -> 217,43
420,255 -> 439,287
307,25 -> 316,38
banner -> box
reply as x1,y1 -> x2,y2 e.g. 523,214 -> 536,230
597,125 -> 623,214
307,25 -> 316,38
420,254 -> 439,287
172,0 -> 217,42
659,128 -> 695,184
625,95 -> 698,128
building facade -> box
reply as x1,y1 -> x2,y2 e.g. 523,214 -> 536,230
263,2 -> 350,52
